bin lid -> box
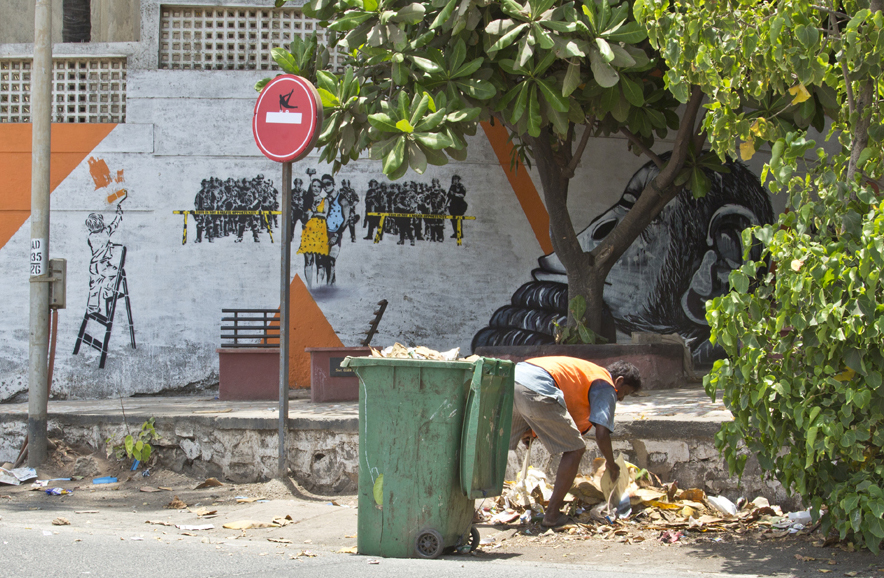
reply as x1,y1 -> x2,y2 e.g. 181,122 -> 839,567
459,358 -> 514,499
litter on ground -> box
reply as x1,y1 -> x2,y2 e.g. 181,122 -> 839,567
478,454 -> 822,545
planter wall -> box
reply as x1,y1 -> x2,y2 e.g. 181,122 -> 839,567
216,348 -> 280,401
306,347 -> 372,402
473,343 -> 687,390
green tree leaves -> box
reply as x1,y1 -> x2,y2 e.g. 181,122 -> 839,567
705,198 -> 884,552
643,0 -> 884,551
266,0 -> 676,179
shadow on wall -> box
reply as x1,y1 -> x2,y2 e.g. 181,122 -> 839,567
472,153 -> 775,367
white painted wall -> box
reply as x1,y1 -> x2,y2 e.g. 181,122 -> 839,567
0,65 -> 556,400
0,0 -> 789,401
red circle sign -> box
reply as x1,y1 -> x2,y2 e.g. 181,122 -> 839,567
252,75 -> 323,163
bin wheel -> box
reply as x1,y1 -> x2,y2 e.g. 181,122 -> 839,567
415,529 -> 444,559
469,526 -> 481,552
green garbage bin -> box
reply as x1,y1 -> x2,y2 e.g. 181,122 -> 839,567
341,356 -> 514,559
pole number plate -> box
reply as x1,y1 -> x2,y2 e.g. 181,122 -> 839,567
30,238 -> 46,276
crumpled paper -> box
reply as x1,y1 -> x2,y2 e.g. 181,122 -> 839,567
371,343 -> 479,362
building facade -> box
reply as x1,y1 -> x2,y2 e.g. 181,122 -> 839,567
0,0 -> 775,401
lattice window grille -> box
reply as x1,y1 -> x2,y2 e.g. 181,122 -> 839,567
159,6 -> 344,71
0,60 -> 32,123
1,58 -> 127,123
53,59 -> 127,123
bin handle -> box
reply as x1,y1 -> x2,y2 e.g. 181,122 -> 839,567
459,357 -> 485,497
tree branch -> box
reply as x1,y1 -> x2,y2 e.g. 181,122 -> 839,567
588,85 -> 705,278
620,127 -> 665,169
812,4 -> 849,18
652,86 -> 705,195
831,13 -> 855,115
692,109 -> 708,154
846,0 -> 883,187
564,123 -> 594,177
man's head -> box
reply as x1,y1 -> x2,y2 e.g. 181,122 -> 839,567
606,360 -> 642,400
85,213 -> 105,233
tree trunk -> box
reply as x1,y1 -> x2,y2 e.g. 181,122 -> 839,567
525,87 -> 707,340
846,0 -> 883,190
527,130 -> 602,334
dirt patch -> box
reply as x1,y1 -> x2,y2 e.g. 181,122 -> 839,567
1,439 -> 357,513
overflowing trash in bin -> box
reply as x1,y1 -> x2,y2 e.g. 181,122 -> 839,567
369,342 -> 477,362
477,454 -> 822,547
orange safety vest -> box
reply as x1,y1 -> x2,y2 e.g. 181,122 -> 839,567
524,357 -> 616,433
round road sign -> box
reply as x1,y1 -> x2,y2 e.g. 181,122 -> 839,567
252,74 -> 323,163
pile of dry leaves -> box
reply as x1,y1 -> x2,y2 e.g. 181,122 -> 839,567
478,456 -> 820,545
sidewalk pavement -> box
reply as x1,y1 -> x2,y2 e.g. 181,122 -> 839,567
0,384 -> 728,424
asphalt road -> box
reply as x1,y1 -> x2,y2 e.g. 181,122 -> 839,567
2,473 -> 880,578
0,522 -> 762,578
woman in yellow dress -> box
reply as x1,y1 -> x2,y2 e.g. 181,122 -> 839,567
297,178 -> 329,288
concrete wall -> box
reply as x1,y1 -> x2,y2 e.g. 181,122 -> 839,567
0,0 -> 140,44
0,0 -> 787,401
0,67 -> 553,400
0,411 -> 797,507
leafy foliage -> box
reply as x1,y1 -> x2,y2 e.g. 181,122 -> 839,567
263,0 -> 717,341
554,296 -> 608,344
641,0 -> 884,550
106,418 -> 160,465
265,0 -> 683,177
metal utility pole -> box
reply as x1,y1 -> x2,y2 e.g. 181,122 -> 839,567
28,0 -> 53,467
278,161 -> 292,478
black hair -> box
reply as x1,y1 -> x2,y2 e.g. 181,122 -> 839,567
606,360 -> 642,391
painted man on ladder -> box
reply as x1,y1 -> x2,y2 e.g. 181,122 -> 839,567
85,203 -> 123,317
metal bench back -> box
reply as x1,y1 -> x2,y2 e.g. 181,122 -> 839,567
220,308 -> 280,348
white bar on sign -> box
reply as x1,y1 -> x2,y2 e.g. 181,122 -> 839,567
266,112 -> 303,125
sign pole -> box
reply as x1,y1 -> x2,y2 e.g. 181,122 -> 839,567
278,161 -> 292,479
28,0 -> 53,467
252,74 -> 321,480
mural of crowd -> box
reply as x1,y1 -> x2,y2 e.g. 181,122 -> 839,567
184,171 -> 470,289
471,154 -> 774,367
359,175 -> 468,245
192,175 -> 280,243
288,171 -> 471,287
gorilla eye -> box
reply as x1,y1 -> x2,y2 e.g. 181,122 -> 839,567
592,219 -> 617,240
620,193 -> 638,208
718,231 -> 742,264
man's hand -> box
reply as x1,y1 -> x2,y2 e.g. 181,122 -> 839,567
594,424 -> 619,483
607,461 -> 620,483
520,431 -> 533,448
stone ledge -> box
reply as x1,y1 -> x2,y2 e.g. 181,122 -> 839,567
0,393 -> 795,507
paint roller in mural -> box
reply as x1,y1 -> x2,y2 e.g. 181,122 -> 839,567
472,154 -> 774,366
174,175 -> 281,244
72,157 -> 137,369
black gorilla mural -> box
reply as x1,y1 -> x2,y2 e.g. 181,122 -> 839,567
472,154 -> 775,366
